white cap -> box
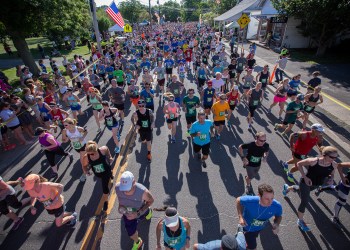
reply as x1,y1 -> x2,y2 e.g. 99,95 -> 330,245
311,123 -> 325,132
119,171 -> 135,191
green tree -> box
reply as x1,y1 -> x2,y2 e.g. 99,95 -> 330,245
0,0 -> 91,74
98,17 -> 112,33
160,0 -> 182,22
271,0 -> 350,56
118,0 -> 144,24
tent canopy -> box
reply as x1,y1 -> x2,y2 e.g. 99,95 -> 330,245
214,0 -> 258,22
139,20 -> 150,26
225,21 -> 240,29
108,24 -> 124,32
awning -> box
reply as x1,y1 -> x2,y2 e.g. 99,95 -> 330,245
225,21 -> 240,29
214,0 -> 258,22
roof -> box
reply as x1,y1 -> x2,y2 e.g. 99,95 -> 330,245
214,0 -> 259,22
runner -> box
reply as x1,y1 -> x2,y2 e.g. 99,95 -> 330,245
167,75 -> 184,105
142,68 -> 154,85
108,79 -> 125,126
36,127 -> 72,178
212,72 -> 225,95
306,71 -> 321,94
62,118 -> 88,182
282,146 -> 338,232
140,82 -> 155,111
196,63 -> 208,91
238,132 -> 269,195
246,82 -> 264,130
128,79 -> 141,108
268,79 -> 289,120
96,60 -> 106,86
274,94 -> 304,136
113,65 -> 125,87
281,123 -> 324,184
99,101 -> 121,153
255,65 -> 270,91
88,87 -> 103,132
274,53 -> 288,83
82,141 -> 113,211
36,96 -> 52,129
177,62 -> 186,84
24,174 -> 77,227
116,171 -> 154,250
63,88 -> 84,120
236,184 -> 282,250
236,53 -> 247,84
241,69 -> 254,101
201,80 -> 216,119
182,88 -> 200,136
164,55 -> 175,83
189,110 -> 214,168
228,58 -> 237,87
211,94 -> 231,140
0,176 -> 31,231
164,94 -> 181,143
156,207 -> 191,250
302,86 -> 323,129
132,99 -> 155,162
154,61 -> 166,95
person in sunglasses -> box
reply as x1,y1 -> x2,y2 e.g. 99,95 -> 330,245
140,82 -> 155,111
238,132 -> 269,195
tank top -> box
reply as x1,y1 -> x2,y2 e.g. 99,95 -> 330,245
198,68 -> 206,79
294,132 -> 318,155
38,103 -> 50,118
306,158 -> 334,186
166,103 -> 178,119
51,109 -> 64,122
136,109 -> 152,131
39,133 -> 59,149
27,182 -> 63,209
163,218 -> 187,249
90,96 -> 103,110
179,66 -> 185,78
115,182 -> 147,216
277,85 -> 289,97
227,91 -> 239,106
87,149 -> 111,177
249,89 -> 262,107
308,93 -> 320,103
104,108 -> 118,127
259,71 -> 269,85
203,88 -> 215,104
66,127 -> 86,150
67,95 -> 78,107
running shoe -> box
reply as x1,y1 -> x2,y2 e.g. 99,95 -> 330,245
50,172 -> 58,179
331,217 -> 342,229
68,152 -> 74,160
132,237 -> 143,250
67,216 -> 77,227
79,175 -> 86,182
245,185 -> 253,195
274,123 -> 279,131
114,146 -> 120,154
103,201 -> 108,212
297,219 -> 310,232
287,172 -> 295,184
282,184 -> 289,196
145,208 -> 153,220
120,120 -> 124,127
202,161 -> 207,168
12,217 -> 24,231
117,134 -> 121,141
278,116 -> 283,121
281,161 -> 289,172
72,211 -> 78,220
314,186 -> 322,197
147,153 -> 152,163
248,124 -> 251,130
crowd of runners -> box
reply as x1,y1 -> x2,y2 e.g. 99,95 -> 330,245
1,22 -> 350,250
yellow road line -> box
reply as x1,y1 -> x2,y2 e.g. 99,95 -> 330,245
80,126 -> 135,250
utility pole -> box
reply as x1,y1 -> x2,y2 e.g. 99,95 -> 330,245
157,0 -> 160,24
90,0 -> 102,52
149,0 -> 152,24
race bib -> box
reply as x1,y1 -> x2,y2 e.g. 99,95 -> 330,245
250,155 -> 261,163
174,89 -> 179,94
219,111 -> 225,116
106,117 -> 113,127
168,237 -> 181,246
188,108 -> 194,114
253,100 -> 259,106
261,78 -> 266,83
146,97 -> 151,103
141,120 -> 149,128
42,199 -> 52,207
305,105 -> 313,112
238,63 -> 243,67
72,141 -> 82,149
251,218 -> 267,227
207,97 -> 212,102
199,134 -> 207,140
169,113 -> 175,119
230,100 -> 236,105
200,74 -> 205,79
93,163 -> 105,173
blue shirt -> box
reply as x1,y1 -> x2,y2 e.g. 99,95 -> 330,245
164,59 -> 174,69
288,79 -> 300,90
240,196 -> 282,232
129,59 -> 137,65
140,61 -> 151,70
190,120 -> 213,146
203,88 -> 215,105
39,63 -> 47,73
106,66 -> 114,77
177,59 -> 186,65
140,89 -> 155,106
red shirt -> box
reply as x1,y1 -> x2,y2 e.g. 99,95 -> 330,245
294,131 -> 319,155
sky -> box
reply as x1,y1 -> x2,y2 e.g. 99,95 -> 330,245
95,0 -> 181,7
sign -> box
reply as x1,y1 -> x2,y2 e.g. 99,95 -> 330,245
124,24 -> 132,33
270,16 -> 288,23
237,13 -> 250,29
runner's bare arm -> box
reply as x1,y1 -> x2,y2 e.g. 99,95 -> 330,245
81,154 -> 90,174
61,129 -> 69,143
138,189 -> 154,215
273,215 -> 282,226
236,197 -> 247,226
156,219 -> 164,248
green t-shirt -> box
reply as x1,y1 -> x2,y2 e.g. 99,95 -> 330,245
285,101 -> 303,123
113,70 -> 124,82
183,95 -> 200,117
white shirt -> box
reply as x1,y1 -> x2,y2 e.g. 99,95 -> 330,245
211,78 -> 225,93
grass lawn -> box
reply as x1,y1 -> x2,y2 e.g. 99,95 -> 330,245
289,48 -> 349,65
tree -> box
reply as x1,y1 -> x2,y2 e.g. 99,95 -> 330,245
98,17 -> 112,33
271,0 -> 350,56
160,1 -> 182,22
118,0 -> 144,24
0,0 -> 91,75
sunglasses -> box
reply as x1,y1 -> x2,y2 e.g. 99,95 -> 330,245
138,105 -> 145,107
169,99 -> 174,102
327,155 -> 337,159
258,139 -> 266,142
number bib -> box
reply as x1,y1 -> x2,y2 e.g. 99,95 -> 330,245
42,199 -> 52,207
106,117 -> 114,127
200,74 -> 205,79
169,113 -> 175,119
72,141 -> 82,149
167,237 -> 181,247
219,111 -> 225,116
188,108 -> 195,114
250,155 -> 261,163
251,218 -> 267,227
305,105 -> 313,112
207,97 -> 212,102
253,100 -> 259,106
261,78 -> 267,83
146,97 -> 152,103
230,100 -> 236,105
142,120 -> 149,128
93,163 -> 105,173
173,89 -> 179,94
238,63 -> 243,67
199,134 -> 207,140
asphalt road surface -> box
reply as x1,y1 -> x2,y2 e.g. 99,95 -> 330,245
1,66 -> 349,250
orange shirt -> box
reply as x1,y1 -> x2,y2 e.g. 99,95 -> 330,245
212,101 -> 229,121
27,182 -> 64,210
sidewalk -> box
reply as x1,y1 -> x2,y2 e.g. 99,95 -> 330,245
222,40 -> 350,157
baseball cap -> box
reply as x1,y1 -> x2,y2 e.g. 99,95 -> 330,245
233,85 -> 239,90
207,80 -> 212,86
23,174 -> 40,190
221,234 -> 240,250
34,127 -> 47,136
311,123 -> 325,132
138,99 -> 146,105
297,94 -> 305,100
119,171 -> 135,191
164,207 -> 179,227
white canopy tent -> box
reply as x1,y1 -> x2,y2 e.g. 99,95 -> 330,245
225,21 -> 240,29
108,24 -> 124,32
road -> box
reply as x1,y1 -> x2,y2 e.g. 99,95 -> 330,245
0,63 -> 350,250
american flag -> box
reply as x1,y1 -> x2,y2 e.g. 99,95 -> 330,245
106,1 -> 125,28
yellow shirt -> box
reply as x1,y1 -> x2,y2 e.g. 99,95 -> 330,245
183,44 -> 189,51
212,101 -> 229,121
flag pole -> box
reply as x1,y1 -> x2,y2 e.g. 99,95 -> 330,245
91,0 -> 102,52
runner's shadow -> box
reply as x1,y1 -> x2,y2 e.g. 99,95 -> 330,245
137,145 -> 151,189
119,216 -> 151,250
155,99 -> 165,136
260,222 -> 284,249
39,224 -> 75,250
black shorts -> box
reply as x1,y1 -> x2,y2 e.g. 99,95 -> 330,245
139,130 -> 152,142
214,120 -> 225,126
185,116 -> 197,125
249,106 -> 258,117
166,117 -> 178,123
117,81 -> 124,87
244,230 -> 260,250
0,194 -> 22,215
47,205 -> 64,218
293,152 -> 307,160
204,104 -> 213,110
193,142 -> 210,156
146,105 -> 154,111
303,105 -> 315,113
229,104 -> 237,111
114,103 -> 125,111
97,171 -> 113,194
158,79 -> 165,86
283,120 -> 296,125
229,73 -> 236,79
198,78 -> 206,87
1,125 -> 8,135
99,73 -> 106,78
166,68 -> 173,75
75,144 -> 86,153
9,124 -> 21,130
